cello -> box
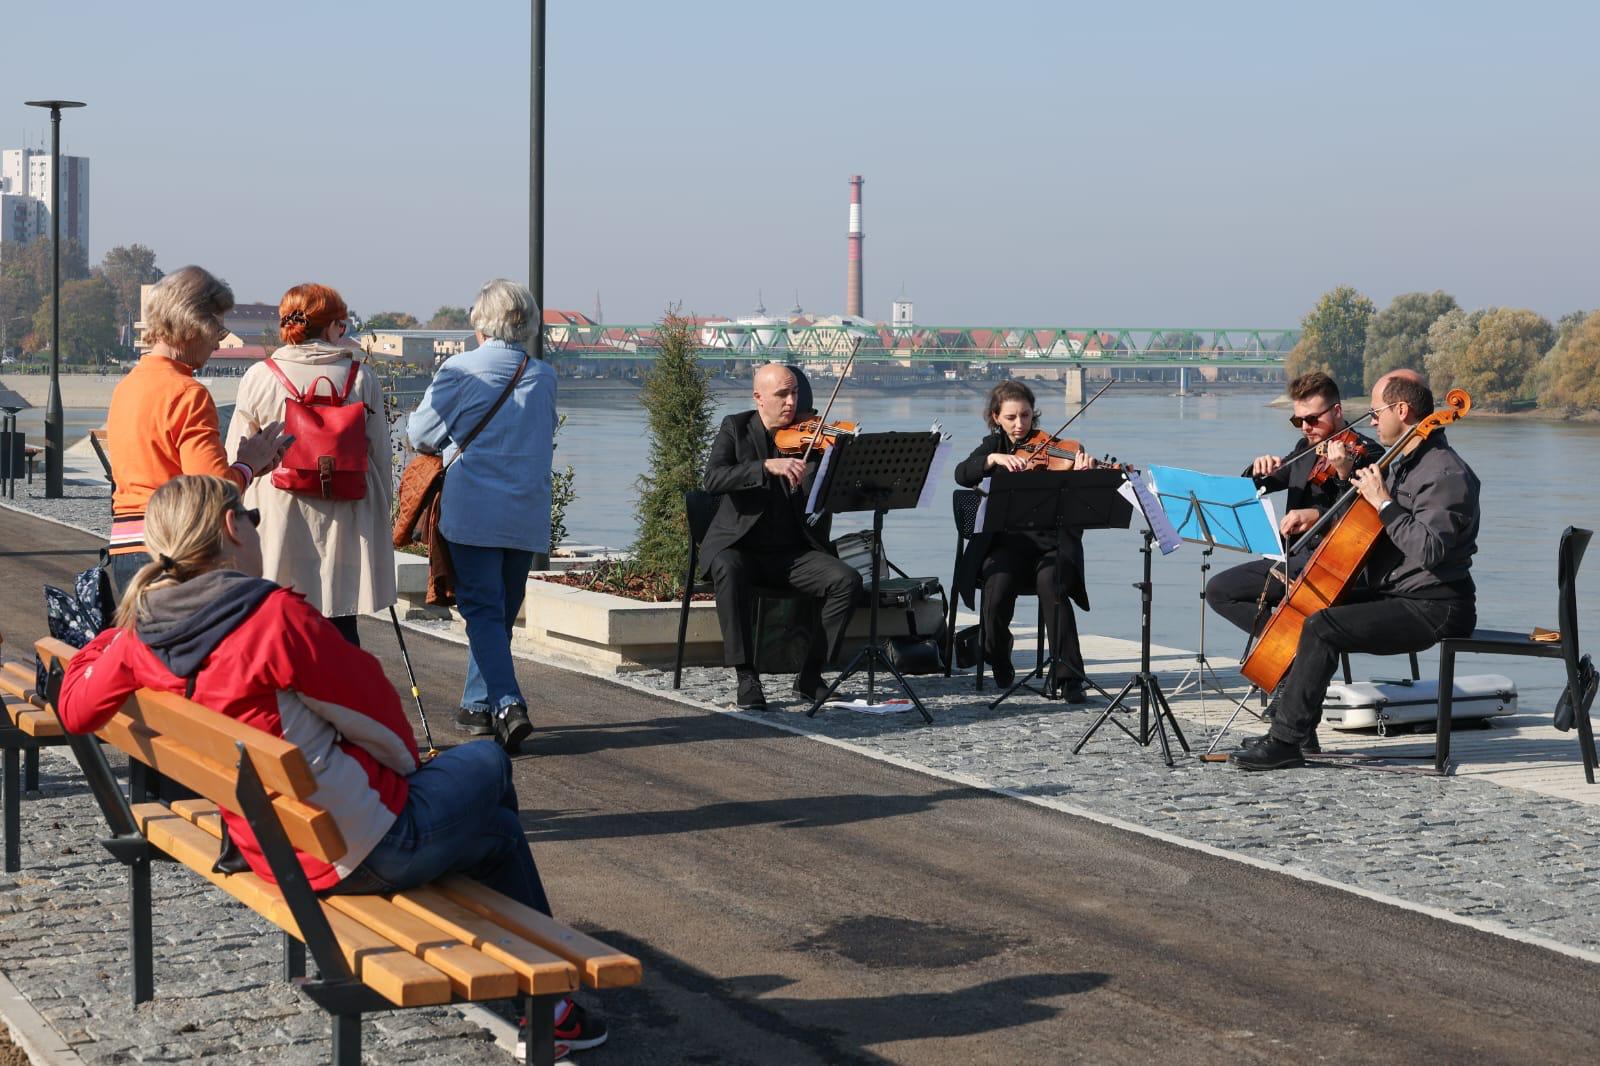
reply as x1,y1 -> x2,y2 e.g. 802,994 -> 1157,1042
1239,388 -> 1473,693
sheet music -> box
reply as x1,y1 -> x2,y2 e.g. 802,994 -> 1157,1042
1259,493 -> 1285,561
916,437 -> 953,510
1121,474 -> 1183,555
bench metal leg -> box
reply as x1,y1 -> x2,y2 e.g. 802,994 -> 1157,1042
130,856 -> 154,1004
23,745 -> 38,795
1436,647 -> 1456,774
128,761 -> 149,804
3,746 -> 18,873
523,993 -> 560,1066
284,934 -> 306,980
331,1014 -> 361,1066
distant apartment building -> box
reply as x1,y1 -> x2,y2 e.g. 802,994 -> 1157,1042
363,329 -> 478,366
0,148 -> 90,257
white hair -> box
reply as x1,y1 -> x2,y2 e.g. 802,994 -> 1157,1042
143,265 -> 234,346
470,279 -> 538,345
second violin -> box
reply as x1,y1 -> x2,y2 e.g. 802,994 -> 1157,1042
773,417 -> 858,456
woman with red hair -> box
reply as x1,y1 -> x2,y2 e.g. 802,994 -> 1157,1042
225,283 -> 395,644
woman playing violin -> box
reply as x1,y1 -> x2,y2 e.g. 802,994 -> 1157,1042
953,380 -> 1097,700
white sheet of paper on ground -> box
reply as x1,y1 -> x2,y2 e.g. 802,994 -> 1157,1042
824,698 -> 918,714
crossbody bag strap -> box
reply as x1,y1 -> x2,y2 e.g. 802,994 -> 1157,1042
447,351 -> 530,467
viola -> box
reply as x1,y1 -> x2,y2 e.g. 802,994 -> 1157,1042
1305,429 -> 1361,486
1240,389 -> 1473,693
774,417 -> 859,456
1013,430 -> 1125,471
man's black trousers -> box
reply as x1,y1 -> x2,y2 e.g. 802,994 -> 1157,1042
706,545 -> 863,674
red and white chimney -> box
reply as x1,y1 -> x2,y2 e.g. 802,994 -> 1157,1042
846,175 -> 864,319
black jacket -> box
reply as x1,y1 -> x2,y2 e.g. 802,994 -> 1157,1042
700,411 -> 831,577
951,430 -> 1088,612
1367,432 -> 1479,598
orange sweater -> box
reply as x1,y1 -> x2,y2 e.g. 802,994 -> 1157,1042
107,355 -> 247,536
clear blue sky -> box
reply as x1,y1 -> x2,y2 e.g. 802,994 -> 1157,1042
6,0 -> 1596,326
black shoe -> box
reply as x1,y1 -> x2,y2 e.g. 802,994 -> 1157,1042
1238,730 -> 1320,754
1061,683 -> 1088,704
494,703 -> 533,753
454,706 -> 493,736
735,671 -> 768,711
1229,736 -> 1307,771
792,672 -> 829,704
990,657 -> 1016,689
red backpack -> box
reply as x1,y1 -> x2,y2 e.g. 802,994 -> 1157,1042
261,357 -> 369,500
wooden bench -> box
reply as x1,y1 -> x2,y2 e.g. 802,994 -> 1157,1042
36,638 -> 641,1065
0,632 -> 67,872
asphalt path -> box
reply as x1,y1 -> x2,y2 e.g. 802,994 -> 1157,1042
3,504 -> 1598,1064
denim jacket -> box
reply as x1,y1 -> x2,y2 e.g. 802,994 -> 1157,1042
407,340 -> 556,552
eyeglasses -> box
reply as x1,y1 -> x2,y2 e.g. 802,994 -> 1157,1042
1369,401 -> 1401,417
1289,405 -> 1336,428
232,506 -> 261,528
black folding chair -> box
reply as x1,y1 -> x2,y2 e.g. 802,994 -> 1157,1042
946,488 -> 1043,691
1436,526 -> 1596,780
672,489 -> 806,688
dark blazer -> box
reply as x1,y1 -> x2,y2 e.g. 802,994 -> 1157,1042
1246,430 -> 1382,516
951,430 -> 1089,613
699,410 -> 830,577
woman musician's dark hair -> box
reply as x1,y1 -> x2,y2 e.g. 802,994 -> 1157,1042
983,380 -> 1038,429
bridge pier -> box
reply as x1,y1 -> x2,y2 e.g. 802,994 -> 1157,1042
1177,366 -> 1188,396
1065,365 -> 1086,405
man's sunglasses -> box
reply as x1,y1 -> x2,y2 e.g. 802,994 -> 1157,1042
1289,405 -> 1336,428
232,506 -> 261,528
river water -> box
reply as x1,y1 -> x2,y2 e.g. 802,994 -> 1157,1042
561,384 -> 1600,700
13,384 -> 1598,700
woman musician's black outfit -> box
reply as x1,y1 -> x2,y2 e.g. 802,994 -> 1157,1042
953,430 -> 1090,698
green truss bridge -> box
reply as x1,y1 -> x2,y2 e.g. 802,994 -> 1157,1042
543,323 -> 1299,367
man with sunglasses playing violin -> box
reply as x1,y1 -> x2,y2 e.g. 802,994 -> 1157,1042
1204,371 -> 1383,639
700,363 -> 864,711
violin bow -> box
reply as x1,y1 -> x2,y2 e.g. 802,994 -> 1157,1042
1267,408 -> 1378,478
797,336 -> 860,467
1034,378 -> 1114,446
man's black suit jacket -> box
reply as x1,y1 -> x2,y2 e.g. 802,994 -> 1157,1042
700,411 -> 831,578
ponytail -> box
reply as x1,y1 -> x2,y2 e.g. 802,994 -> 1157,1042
114,475 -> 240,628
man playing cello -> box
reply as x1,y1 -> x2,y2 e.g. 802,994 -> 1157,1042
700,364 -> 864,711
1205,371 -> 1382,636
1231,370 -> 1480,771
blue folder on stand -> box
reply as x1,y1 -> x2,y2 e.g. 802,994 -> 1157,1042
1146,465 -> 1282,557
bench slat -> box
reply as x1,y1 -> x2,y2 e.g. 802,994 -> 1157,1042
0,663 -> 40,707
135,805 -> 452,1007
325,895 -> 521,1000
169,799 -> 572,999
436,877 -> 642,989
391,888 -> 580,996
16,707 -> 63,738
34,637 -> 318,802
103,715 -> 346,862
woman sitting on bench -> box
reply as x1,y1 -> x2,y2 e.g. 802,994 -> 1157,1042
56,474 -> 608,1053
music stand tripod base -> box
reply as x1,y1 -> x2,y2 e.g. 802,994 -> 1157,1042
1071,529 -> 1192,767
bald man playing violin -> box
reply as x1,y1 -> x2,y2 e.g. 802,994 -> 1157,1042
1204,370 -> 1383,637
700,364 -> 864,711
1231,370 -> 1480,770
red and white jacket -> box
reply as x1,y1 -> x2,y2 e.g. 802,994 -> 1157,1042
59,573 -> 418,892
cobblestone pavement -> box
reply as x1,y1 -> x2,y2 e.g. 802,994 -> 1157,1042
635,659 -> 1600,957
0,749 -> 508,1064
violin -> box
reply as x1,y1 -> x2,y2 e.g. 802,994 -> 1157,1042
1240,389 -> 1473,693
1306,429 -> 1360,486
774,417 -> 859,456
1013,430 -> 1125,471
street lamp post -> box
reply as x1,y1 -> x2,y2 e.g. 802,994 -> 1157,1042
24,98 -> 86,499
529,0 -> 545,365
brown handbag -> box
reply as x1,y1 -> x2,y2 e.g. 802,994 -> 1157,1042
391,353 -> 530,605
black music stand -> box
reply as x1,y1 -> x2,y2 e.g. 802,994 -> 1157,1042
1072,507 -> 1194,767
983,469 -> 1133,710
806,431 -> 944,723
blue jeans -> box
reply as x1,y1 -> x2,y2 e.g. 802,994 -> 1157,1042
449,541 -> 534,712
324,740 -> 550,914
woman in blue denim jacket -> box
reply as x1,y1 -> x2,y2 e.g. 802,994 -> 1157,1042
407,279 -> 556,752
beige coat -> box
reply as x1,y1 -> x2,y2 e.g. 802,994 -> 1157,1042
225,342 -> 396,616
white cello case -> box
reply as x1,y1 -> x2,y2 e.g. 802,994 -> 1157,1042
1322,674 -> 1517,732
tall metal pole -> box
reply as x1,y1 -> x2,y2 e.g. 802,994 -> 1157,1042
529,0 -> 546,364
24,99 -> 85,499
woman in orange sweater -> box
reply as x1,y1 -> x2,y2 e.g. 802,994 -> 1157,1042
105,265 -> 288,597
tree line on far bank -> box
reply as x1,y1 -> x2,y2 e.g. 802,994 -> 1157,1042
1286,286 -> 1600,417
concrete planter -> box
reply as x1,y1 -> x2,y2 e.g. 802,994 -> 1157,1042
394,555 -> 946,675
